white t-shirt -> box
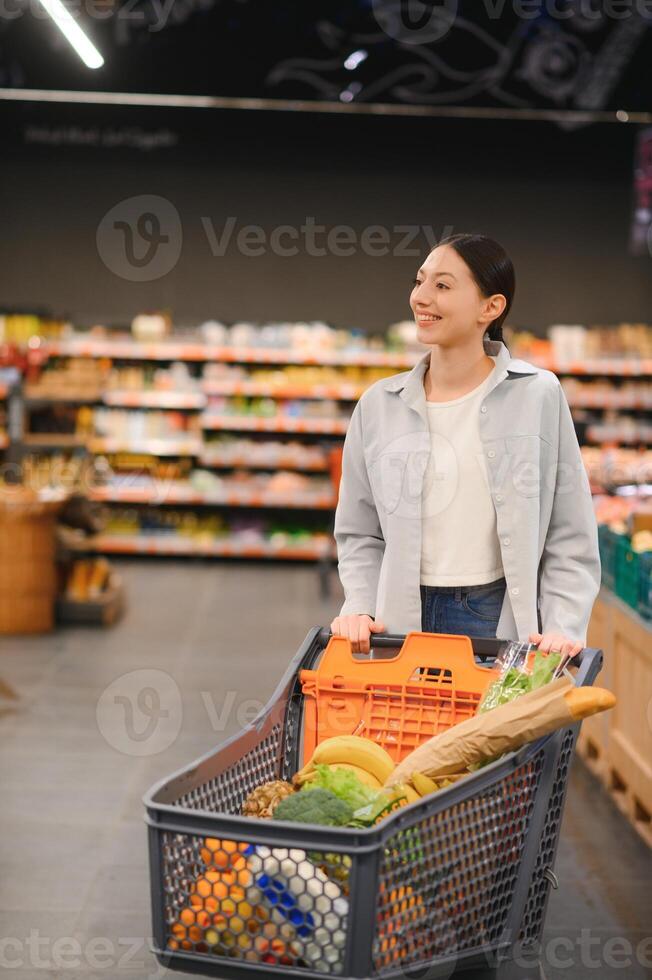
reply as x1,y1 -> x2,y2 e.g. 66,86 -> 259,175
420,359 -> 504,587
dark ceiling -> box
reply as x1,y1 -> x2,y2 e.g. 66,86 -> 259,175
1,0 -> 651,115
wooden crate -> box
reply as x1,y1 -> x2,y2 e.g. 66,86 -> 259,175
577,589 -> 652,849
608,598 -> 652,848
0,488 -> 62,635
56,573 -> 125,627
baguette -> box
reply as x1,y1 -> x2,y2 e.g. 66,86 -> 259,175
565,686 -> 616,720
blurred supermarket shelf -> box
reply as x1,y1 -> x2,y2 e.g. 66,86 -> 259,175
199,415 -> 349,434
89,483 -> 336,509
72,533 -> 334,560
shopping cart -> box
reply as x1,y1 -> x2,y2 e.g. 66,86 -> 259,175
144,628 -> 603,980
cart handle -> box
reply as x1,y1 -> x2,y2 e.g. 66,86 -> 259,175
316,629 -> 603,685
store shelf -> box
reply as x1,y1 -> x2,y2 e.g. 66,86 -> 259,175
42,338 -> 419,368
88,437 -> 202,456
76,533 -> 333,560
202,380 -> 367,400
22,433 -> 89,448
198,454 -> 329,472
103,390 -> 206,409
89,484 -> 336,509
24,387 -> 103,404
531,357 -> 652,376
200,415 -> 349,435
568,399 -> 652,411
586,426 -> 652,446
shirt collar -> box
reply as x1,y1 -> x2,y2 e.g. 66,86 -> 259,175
382,339 -> 539,396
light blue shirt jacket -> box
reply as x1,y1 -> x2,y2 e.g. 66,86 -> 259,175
334,339 -> 601,643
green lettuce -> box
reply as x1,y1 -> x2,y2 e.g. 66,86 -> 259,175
301,763 -> 380,811
479,649 -> 562,713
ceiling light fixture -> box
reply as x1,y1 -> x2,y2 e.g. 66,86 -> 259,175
34,0 -> 104,69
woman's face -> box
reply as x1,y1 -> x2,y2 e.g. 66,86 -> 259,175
410,244 -> 504,348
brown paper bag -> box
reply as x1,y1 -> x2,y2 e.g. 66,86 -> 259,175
386,677 -> 577,785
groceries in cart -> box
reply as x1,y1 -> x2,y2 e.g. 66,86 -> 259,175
387,676 -> 616,788
243,736 -> 410,828
161,635 -> 616,974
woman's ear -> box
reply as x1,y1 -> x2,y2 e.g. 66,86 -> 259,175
480,293 -> 506,326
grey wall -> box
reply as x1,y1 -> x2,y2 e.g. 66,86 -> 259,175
1,106 -> 649,334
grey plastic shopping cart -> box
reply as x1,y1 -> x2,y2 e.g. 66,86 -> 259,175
144,627 -> 603,980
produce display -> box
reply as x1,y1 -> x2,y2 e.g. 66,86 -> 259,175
596,495 -> 652,618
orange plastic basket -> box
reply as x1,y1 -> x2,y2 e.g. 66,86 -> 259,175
299,632 -> 500,766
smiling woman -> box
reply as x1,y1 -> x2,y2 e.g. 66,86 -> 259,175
331,233 -> 601,658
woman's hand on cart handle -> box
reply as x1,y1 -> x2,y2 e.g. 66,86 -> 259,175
529,630 -> 584,658
330,614 -> 387,654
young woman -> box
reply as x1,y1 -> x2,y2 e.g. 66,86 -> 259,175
331,233 -> 601,657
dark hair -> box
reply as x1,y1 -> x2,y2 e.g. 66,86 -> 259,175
432,233 -> 515,346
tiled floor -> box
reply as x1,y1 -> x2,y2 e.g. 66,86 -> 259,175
0,561 -> 650,980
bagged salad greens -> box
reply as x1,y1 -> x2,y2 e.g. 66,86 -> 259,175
478,642 -> 562,713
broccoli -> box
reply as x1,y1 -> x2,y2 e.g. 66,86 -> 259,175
272,787 -> 353,827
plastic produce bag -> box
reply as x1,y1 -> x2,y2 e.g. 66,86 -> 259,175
478,641 -> 562,714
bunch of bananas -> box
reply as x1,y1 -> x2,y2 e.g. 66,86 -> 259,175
294,735 -> 422,804
294,734 -> 468,805
409,770 -> 468,797
294,735 -> 394,789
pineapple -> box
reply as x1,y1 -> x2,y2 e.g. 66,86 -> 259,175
242,780 -> 295,819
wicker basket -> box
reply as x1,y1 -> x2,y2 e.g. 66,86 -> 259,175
0,487 -> 64,634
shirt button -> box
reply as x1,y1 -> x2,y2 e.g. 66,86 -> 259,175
488,450 -> 496,459
511,587 -> 520,596
481,405 -> 487,413
503,537 -> 511,546
495,494 -> 503,502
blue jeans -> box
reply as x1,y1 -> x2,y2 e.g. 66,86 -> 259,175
420,577 -> 506,638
